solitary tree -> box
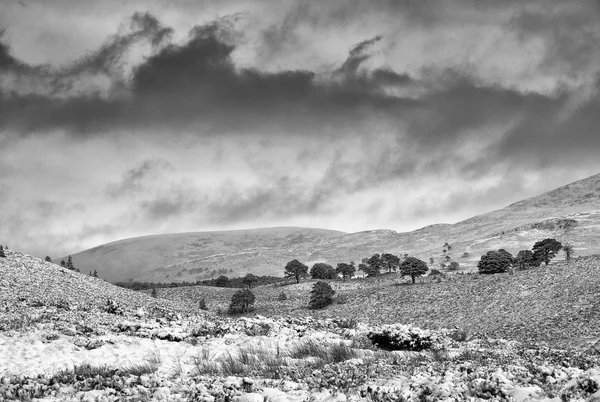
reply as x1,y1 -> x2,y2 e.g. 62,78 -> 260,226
44,256 -> 52,263
448,261 -> 460,271
515,250 -> 537,270
93,269 -> 98,278
0,245 -> 5,258
308,281 -> 335,309
284,259 -> 308,283
478,250 -> 513,274
151,287 -> 157,298
199,297 -> 208,310
66,255 -> 75,271
563,243 -> 575,262
336,263 -> 356,281
242,273 -> 258,288
532,238 -> 562,266
400,257 -> 429,284
229,289 -> 255,314
310,263 -> 337,279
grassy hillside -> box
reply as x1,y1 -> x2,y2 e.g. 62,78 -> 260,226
158,255 -> 600,349
66,172 -> 600,283
62,227 -> 345,282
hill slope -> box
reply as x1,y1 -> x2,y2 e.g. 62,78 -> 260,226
160,255 -> 600,349
68,173 -> 600,282
63,227 -> 345,282
0,250 -> 191,318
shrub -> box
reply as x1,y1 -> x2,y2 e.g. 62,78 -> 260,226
229,289 -> 255,314
199,297 -> 208,310
448,261 -> 460,271
0,245 -> 5,258
367,324 -> 437,351
104,298 -> 123,315
309,281 -> 335,309
277,291 -> 287,301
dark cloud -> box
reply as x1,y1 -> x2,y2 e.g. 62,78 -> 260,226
0,13 -> 417,136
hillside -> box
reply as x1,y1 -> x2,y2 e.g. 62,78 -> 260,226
0,250 -> 193,321
66,173 -> 600,283
159,255 -> 600,349
61,227 -> 345,282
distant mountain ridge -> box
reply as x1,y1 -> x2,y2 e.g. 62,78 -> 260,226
65,173 -> 600,283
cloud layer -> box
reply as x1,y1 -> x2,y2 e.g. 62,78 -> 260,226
1,0 -> 600,257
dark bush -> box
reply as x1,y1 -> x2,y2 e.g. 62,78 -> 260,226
309,281 -> 335,309
229,289 -> 255,314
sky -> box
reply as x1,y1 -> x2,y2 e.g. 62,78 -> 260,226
1,0 -> 600,258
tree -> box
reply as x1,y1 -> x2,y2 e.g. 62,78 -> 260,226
66,255 -> 75,271
0,245 -> 5,258
364,254 -> 384,277
310,263 -> 337,279
308,281 -> 335,309
448,261 -> 460,271
151,287 -> 157,298
93,269 -> 98,278
60,260 -> 66,268
229,289 -> 255,314
477,250 -> 513,274
199,297 -> 208,310
284,259 -> 308,283
400,257 -> 429,284
515,250 -> 537,270
215,275 -> 230,287
242,273 -> 258,288
381,253 -> 400,273
563,243 -> 575,262
358,263 -> 369,277
532,238 -> 562,266
44,256 -> 52,263
336,263 -> 355,281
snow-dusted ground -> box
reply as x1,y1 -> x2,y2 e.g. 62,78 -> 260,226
2,250 -> 600,401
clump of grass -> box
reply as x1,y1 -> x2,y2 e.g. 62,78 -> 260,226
289,339 -> 357,363
120,362 -> 158,376
53,363 -> 118,382
145,345 -> 162,367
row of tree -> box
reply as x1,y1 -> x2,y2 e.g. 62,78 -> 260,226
284,255 -> 430,284
478,238 -> 568,274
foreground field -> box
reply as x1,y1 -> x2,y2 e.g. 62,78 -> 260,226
2,251 -> 600,401
159,255 -> 600,349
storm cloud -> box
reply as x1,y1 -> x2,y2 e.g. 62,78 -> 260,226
1,0 -> 600,257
